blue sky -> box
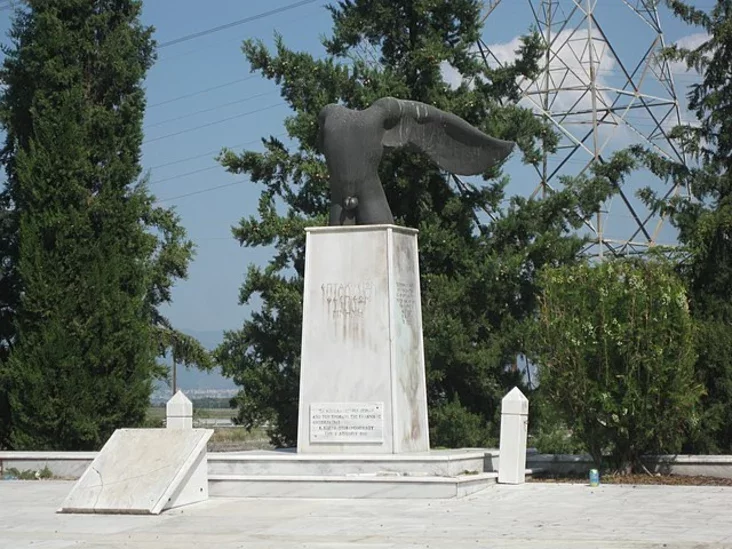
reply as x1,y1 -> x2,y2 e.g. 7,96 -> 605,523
0,1 -> 711,336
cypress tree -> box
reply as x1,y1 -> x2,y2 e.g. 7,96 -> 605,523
0,0 -> 203,450
0,197 -> 15,447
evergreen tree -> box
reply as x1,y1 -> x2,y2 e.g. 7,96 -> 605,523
628,0 -> 732,452
0,0 -> 207,450
0,206 -> 18,449
215,0 -> 615,447
0,197 -> 16,448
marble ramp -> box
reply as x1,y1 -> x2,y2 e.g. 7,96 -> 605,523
58,428 -> 212,515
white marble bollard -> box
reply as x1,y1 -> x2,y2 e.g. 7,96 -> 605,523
498,387 -> 529,484
166,390 -> 193,429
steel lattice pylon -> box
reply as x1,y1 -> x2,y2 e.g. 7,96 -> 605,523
479,0 -> 688,257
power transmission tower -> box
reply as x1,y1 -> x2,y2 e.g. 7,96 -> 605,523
479,0 -> 688,257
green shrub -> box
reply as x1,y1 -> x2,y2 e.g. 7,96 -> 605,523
429,397 -> 495,448
530,258 -> 702,473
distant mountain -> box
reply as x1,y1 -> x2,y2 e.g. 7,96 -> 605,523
154,328 -> 237,392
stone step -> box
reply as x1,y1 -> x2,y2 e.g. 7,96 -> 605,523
207,449 -> 497,477
208,472 -> 497,499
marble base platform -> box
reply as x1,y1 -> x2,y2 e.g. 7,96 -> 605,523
208,448 -> 497,477
58,428 -> 212,515
297,225 -> 429,454
207,448 -> 500,499
209,472 -> 496,499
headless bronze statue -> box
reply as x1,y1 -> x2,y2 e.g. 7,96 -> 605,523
317,97 -> 516,226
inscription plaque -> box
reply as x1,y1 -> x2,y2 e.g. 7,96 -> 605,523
310,402 -> 384,443
395,281 -> 416,324
321,281 -> 374,319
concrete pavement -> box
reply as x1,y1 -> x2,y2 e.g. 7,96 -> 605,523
1,480 -> 731,548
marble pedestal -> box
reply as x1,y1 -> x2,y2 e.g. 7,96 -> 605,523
297,225 -> 429,454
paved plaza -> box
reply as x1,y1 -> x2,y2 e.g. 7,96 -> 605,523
1,480 -> 731,548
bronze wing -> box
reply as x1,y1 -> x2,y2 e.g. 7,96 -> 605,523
377,97 -> 515,175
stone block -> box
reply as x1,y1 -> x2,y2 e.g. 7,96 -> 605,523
58,428 -> 212,515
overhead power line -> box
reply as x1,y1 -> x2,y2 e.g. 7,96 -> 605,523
149,136 -> 292,186
157,7 -> 328,65
147,51 -> 340,112
149,144 -> 243,172
149,139 -> 260,171
157,0 -> 320,49
147,132 -> 288,173
157,179 -> 249,203
143,102 -> 286,144
148,76 -> 259,109
145,91 -> 272,129
151,165 -> 220,186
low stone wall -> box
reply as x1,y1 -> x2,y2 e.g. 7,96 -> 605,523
527,452 -> 732,478
1,450 -> 502,480
0,452 -> 97,479
643,455 -> 732,478
526,452 -> 594,475
3,451 -> 732,480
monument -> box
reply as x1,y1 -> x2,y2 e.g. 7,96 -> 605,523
296,97 -> 515,454
54,99 -> 522,502
205,98 -> 519,498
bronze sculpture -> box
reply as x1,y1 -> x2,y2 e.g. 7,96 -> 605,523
317,97 -> 516,226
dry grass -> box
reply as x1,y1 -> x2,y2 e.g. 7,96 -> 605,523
207,426 -> 273,452
530,473 -> 732,486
